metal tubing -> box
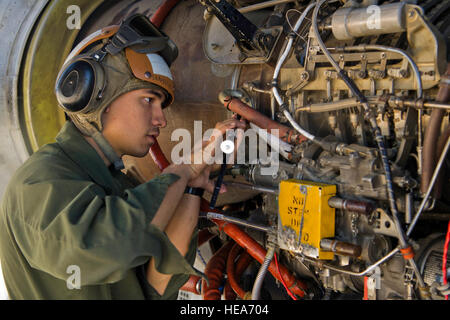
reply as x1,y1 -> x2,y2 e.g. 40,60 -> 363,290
423,102 -> 450,110
304,247 -> 401,277
206,211 -> 272,233
238,0 -> 296,13
224,181 -> 279,194
407,135 -> 450,237
252,245 -> 275,300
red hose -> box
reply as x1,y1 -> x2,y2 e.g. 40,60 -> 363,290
202,241 -> 235,300
443,219 -> 450,300
150,0 -> 179,28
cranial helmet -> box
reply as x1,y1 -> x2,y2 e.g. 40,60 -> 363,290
55,14 -> 178,170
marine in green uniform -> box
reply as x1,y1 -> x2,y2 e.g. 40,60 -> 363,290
0,14 -> 245,300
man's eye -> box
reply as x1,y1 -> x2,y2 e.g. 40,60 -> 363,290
144,97 -> 153,104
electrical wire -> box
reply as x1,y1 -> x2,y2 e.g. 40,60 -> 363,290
443,219 -> 450,300
274,252 -> 297,300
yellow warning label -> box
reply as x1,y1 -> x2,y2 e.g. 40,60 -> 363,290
278,179 -> 336,260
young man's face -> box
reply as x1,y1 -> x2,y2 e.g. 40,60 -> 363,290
101,88 -> 168,158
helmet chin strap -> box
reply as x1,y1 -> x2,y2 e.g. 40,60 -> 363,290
81,120 -> 125,171
91,130 -> 125,171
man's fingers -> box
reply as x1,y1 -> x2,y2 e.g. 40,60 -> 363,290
205,179 -> 227,194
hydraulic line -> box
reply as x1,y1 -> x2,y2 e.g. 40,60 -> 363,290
303,247 -> 401,277
251,245 -> 275,300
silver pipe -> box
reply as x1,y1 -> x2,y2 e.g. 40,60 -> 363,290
225,181 -> 279,194
407,136 -> 450,237
238,0 -> 296,13
423,102 -> 450,110
206,211 -> 272,233
252,245 -> 275,300
304,247 -> 401,277
295,97 -> 360,113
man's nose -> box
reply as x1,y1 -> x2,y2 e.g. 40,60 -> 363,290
152,103 -> 167,128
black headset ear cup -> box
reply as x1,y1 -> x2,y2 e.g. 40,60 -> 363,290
55,58 -> 105,113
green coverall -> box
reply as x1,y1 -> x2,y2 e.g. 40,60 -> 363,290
0,121 -> 199,299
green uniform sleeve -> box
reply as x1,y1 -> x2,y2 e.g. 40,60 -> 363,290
7,172 -> 199,287
136,230 -> 199,300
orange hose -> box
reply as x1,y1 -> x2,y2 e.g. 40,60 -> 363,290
224,280 -> 237,300
211,214 -> 307,298
202,241 -> 235,300
227,243 -> 252,299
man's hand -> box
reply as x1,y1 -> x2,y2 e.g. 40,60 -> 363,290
186,117 -> 247,182
187,166 -> 227,194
